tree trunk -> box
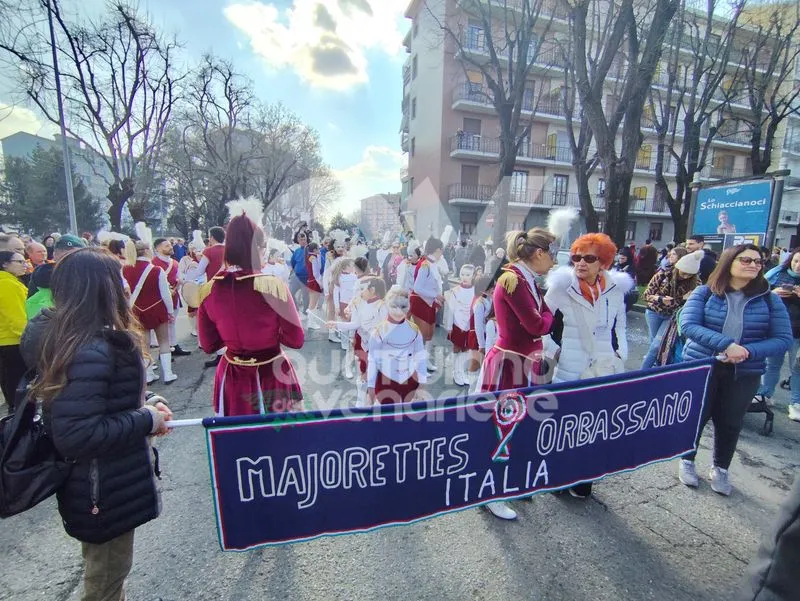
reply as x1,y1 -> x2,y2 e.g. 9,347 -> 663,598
574,161 -> 598,233
106,178 -> 135,230
492,140 -> 516,248
604,169 -> 633,248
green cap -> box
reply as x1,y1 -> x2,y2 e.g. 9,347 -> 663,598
55,234 -> 87,250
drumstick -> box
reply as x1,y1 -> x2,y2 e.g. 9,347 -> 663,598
305,310 -> 327,325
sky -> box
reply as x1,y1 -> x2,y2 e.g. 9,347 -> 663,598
0,0 -> 410,216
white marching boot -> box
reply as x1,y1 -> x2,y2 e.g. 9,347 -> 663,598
425,341 -> 437,372
344,346 -> 354,379
355,380 -> 368,408
160,353 -> 177,384
306,308 -> 321,330
486,501 -> 517,520
452,353 -> 464,386
146,362 -> 158,384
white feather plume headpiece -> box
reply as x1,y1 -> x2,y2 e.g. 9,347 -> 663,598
134,222 -> 152,246
349,243 -> 369,259
547,207 -> 579,244
227,197 -> 264,227
329,229 -> 348,247
267,238 -> 289,255
190,230 -> 205,252
407,238 -> 421,258
440,224 -> 455,246
96,230 -> 129,244
382,231 -> 393,247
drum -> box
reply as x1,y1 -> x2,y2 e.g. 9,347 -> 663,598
181,281 -> 202,309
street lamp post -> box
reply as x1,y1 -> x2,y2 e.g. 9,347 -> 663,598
46,0 -> 78,234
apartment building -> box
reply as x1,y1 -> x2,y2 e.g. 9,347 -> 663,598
0,131 -> 111,209
360,193 -> 402,240
400,0 -> 797,247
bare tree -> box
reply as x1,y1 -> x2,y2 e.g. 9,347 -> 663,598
429,0 -> 556,246
737,3 -> 800,175
650,0 -> 743,241
568,0 -> 680,246
0,1 -> 182,229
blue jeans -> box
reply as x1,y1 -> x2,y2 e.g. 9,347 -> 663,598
642,317 -> 671,369
645,309 -> 671,341
757,337 -> 800,404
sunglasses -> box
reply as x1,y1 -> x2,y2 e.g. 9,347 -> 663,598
736,256 -> 764,266
571,254 -> 599,264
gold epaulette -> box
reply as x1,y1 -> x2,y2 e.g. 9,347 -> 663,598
497,270 -> 518,295
407,319 -> 420,333
198,280 -> 215,306
252,274 -> 288,301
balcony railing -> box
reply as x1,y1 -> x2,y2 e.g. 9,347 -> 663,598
452,83 -> 575,119
461,33 -> 566,69
450,133 -> 574,163
716,127 -> 752,146
448,183 -> 496,202
446,184 -> 671,214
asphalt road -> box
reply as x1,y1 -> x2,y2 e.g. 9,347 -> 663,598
1,310 -> 798,601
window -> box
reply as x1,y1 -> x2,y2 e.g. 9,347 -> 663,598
712,153 -> 735,177
636,145 -> 652,170
633,186 -> 647,200
411,98 -> 416,119
410,138 -> 415,157
626,221 -> 637,241
413,21 -> 419,37
649,222 -> 663,241
412,55 -> 418,79
467,21 -> 484,50
546,133 -> 557,158
511,171 -> 528,201
461,164 -> 479,189
523,85 -> 534,111
460,211 -> 477,235
463,118 -> 481,134
597,178 -> 606,196
553,174 -> 569,205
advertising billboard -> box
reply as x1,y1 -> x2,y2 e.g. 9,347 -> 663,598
692,180 -> 774,237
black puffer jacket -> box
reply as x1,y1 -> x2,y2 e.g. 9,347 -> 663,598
20,311 -> 160,544
740,476 -> 800,600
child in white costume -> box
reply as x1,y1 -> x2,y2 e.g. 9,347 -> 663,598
328,276 -> 387,407
444,264 -> 475,386
467,274 -> 494,391
367,286 -> 427,405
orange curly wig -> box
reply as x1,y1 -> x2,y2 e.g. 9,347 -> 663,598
570,233 -> 617,269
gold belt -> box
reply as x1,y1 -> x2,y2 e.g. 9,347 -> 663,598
493,344 -> 541,360
225,352 -> 285,367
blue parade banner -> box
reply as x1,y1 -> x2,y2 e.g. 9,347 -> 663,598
692,180 -> 773,237
203,360 -> 713,551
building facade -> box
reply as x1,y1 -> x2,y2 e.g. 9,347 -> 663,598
400,0 -> 797,248
0,131 -> 111,210
360,193 -> 402,240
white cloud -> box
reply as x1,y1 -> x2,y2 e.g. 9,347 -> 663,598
0,103 -> 56,142
331,145 -> 404,213
224,0 -> 408,90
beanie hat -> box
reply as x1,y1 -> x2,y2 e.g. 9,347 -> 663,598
54,234 -> 86,250
675,250 -> 704,275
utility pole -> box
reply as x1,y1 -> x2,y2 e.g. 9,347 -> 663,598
46,0 -> 77,234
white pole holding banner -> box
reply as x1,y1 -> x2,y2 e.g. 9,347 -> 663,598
166,419 -> 204,428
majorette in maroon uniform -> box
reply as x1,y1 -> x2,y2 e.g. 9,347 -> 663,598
123,257 -> 172,331
479,262 -> 553,392
198,200 -> 305,417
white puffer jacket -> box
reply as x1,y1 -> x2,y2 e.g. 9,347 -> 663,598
544,267 -> 634,383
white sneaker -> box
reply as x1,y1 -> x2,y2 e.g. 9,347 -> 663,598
789,403 -> 800,422
678,460 -> 699,488
709,466 -> 732,496
485,501 -> 517,520
191,329 -> 198,337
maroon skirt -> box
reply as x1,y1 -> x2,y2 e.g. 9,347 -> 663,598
410,293 -> 437,324
375,373 -> 418,405
133,300 -> 169,331
307,276 -> 322,293
354,332 -> 367,375
448,325 -> 470,350
466,329 -> 480,351
213,348 -> 303,416
479,346 -> 545,393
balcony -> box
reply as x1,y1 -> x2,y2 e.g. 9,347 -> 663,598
460,32 -> 566,70
458,0 -> 569,21
699,166 -> 750,180
452,82 -> 575,122
715,126 -> 752,147
446,184 -> 671,215
449,133 -> 573,165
